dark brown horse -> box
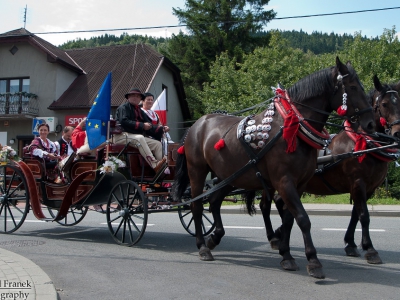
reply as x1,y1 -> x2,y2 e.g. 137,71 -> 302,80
264,75 -> 400,264
173,57 -> 375,279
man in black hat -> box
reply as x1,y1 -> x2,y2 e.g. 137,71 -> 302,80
115,88 -> 167,177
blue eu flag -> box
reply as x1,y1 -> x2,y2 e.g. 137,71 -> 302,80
86,73 -> 111,149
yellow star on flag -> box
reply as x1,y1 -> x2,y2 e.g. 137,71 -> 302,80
95,124 -> 99,129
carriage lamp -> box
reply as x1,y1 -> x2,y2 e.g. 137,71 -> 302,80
9,139 -> 15,145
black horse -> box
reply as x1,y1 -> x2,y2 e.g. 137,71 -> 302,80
173,57 -> 375,279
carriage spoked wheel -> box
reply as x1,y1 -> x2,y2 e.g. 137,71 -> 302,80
0,164 -> 30,233
106,180 -> 148,246
178,201 -> 215,237
47,206 -> 88,226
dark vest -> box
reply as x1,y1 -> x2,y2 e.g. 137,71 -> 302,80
58,138 -> 76,155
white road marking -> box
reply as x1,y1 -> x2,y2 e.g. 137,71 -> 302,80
218,226 -> 265,229
100,223 -> 155,226
322,228 -> 385,232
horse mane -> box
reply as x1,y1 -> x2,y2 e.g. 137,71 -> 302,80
287,64 -> 360,102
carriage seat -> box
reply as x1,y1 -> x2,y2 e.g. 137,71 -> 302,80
22,146 -> 46,180
108,143 -> 139,154
109,119 -> 123,135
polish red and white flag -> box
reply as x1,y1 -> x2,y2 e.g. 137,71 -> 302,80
151,89 -> 167,124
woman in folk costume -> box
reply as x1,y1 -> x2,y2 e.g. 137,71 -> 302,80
141,93 -> 169,134
29,123 -> 61,182
141,92 -> 173,150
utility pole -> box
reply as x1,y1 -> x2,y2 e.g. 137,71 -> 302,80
23,5 -> 27,28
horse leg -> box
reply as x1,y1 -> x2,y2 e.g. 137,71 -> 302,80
344,205 -> 361,257
192,200 -> 214,261
359,193 -> 382,264
350,183 -> 382,264
278,183 -> 325,279
196,186 -> 232,261
259,190 -> 281,250
205,188 -> 231,251
278,204 -> 297,271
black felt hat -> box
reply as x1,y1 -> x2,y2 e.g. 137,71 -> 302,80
125,88 -> 145,100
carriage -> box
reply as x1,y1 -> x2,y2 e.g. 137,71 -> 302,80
0,121 -> 221,246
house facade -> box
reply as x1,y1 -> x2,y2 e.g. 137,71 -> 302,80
0,28 -> 190,155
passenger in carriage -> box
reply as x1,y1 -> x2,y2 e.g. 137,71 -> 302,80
115,88 -> 167,177
55,126 -> 75,157
141,92 -> 174,144
71,118 -> 87,150
29,123 -> 61,182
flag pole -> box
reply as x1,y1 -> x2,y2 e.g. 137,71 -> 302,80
106,120 -> 110,160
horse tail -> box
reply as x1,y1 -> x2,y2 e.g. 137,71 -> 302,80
173,129 -> 190,201
242,190 -> 257,216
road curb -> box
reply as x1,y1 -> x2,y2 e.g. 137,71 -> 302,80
0,247 -> 58,300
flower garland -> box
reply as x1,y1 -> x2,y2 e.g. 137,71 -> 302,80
0,145 -> 19,163
99,156 -> 126,174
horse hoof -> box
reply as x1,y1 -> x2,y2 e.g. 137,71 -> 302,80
199,246 -> 214,261
280,259 -> 299,271
270,237 -> 280,250
206,236 -> 217,250
306,265 -> 325,279
345,245 -> 360,257
365,250 -> 382,264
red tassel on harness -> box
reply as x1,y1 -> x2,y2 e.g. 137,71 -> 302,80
336,106 -> 347,116
214,139 -> 225,150
380,117 -> 387,127
177,146 -> 185,154
283,110 -> 299,153
354,134 -> 367,163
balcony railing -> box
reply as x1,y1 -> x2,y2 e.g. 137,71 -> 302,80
0,92 -> 39,117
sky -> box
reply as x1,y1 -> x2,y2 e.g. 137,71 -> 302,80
0,0 -> 399,46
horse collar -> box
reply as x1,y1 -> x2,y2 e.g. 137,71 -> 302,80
274,88 -> 330,149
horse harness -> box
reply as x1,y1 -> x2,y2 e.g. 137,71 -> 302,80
375,89 -> 400,135
314,120 -> 400,193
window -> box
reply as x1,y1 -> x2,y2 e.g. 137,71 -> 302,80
0,78 -> 30,114
0,78 -> 29,93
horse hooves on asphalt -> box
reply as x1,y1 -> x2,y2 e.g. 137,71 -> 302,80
206,236 -> 217,250
199,245 -> 214,261
344,245 -> 361,257
269,238 -> 280,250
280,259 -> 299,271
306,265 -> 326,279
365,249 -> 383,264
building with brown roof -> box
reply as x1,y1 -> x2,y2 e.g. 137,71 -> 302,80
0,28 -> 190,154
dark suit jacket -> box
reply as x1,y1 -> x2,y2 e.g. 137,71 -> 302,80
116,102 -> 164,141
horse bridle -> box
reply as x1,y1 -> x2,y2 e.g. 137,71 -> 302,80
334,73 -> 373,124
375,89 -> 400,134
293,72 -> 372,126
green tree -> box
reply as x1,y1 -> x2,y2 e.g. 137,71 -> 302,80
197,31 -> 334,114
161,0 -> 276,117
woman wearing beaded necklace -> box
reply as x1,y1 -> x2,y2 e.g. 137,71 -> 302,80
30,123 -> 61,169
141,92 -> 170,135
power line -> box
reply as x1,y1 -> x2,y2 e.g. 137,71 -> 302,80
33,6 -> 400,35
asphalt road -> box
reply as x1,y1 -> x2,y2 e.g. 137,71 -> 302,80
0,210 -> 399,300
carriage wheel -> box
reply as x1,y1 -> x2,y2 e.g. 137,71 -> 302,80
106,180 -> 147,246
178,202 -> 215,237
0,164 -> 30,233
47,206 -> 88,226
